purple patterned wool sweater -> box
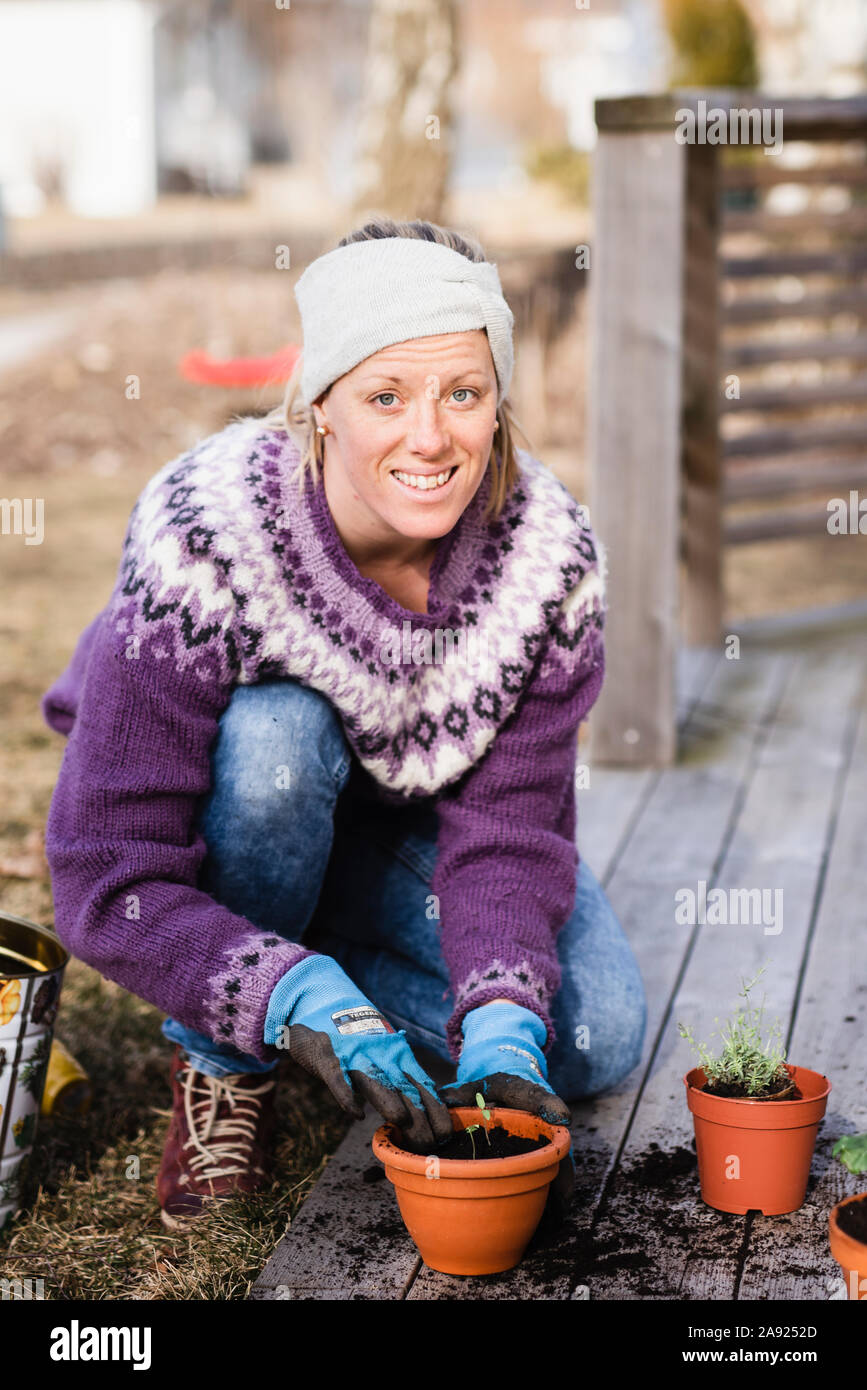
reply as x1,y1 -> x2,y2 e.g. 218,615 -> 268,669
41,418 -> 606,1061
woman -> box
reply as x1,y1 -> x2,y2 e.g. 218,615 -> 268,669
41,217 -> 646,1230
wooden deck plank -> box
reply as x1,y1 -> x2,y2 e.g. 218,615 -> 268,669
250,620 -> 867,1302
251,1109 -> 421,1299
737,643 -> 867,1300
579,647 -> 720,884
407,645 -> 790,1298
592,633 -> 866,1300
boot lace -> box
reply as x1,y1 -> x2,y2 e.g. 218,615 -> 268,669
181,1066 -> 276,1185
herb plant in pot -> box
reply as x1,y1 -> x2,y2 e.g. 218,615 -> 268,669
829,1134 -> 867,1300
679,970 -> 831,1215
372,1093 -> 571,1275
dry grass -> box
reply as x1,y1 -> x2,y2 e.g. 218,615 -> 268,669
2,973 -> 347,1301
0,933 -> 348,1300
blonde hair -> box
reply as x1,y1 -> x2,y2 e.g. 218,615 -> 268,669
259,216 -> 527,523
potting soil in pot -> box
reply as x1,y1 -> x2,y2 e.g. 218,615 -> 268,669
837,1197 -> 867,1245
702,1077 -> 794,1100
425,1126 -> 549,1161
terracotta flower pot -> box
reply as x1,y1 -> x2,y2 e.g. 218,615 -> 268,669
684,1064 -> 831,1215
372,1105 -> 571,1276
829,1194 -> 867,1301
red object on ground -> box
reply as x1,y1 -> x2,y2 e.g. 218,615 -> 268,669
178,344 -> 300,389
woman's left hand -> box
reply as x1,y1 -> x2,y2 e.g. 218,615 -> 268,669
439,1000 -> 575,1210
439,1000 -> 571,1125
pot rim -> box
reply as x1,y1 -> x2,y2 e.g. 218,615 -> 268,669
0,911 -> 69,976
829,1192 -> 867,1250
683,1062 -> 831,1106
372,1104 -> 571,1177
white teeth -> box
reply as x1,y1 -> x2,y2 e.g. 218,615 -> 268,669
393,467 -> 454,491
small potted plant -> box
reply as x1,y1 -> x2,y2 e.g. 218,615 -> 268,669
679,970 -> 831,1215
372,1093 -> 571,1276
829,1134 -> 867,1300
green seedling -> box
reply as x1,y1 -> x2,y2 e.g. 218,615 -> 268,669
464,1091 -> 493,1159
677,967 -> 789,1097
833,1134 -> 867,1176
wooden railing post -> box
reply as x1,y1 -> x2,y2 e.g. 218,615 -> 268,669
586,91 -> 867,766
587,113 -> 688,767
681,143 -> 723,647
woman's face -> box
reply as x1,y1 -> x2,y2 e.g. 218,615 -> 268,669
311,329 -> 499,546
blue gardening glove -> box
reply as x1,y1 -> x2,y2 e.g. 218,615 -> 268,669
439,1001 -> 571,1126
440,1002 -> 575,1214
265,954 -> 453,1150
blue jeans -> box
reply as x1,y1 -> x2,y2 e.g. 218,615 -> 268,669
163,682 -> 647,1100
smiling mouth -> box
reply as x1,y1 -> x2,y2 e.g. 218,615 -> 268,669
390,465 -> 458,494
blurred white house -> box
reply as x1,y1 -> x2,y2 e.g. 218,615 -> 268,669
0,0 -> 268,219
0,0 -> 159,217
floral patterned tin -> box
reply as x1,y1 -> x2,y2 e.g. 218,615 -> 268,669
0,911 -> 68,1231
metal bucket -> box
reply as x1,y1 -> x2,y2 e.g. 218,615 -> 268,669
0,911 -> 68,1232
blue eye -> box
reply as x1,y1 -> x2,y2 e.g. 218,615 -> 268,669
452,388 -> 477,403
374,392 -> 398,406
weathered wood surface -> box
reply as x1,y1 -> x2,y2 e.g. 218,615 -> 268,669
250,613 -> 867,1300
682,144 -> 723,648
725,459 -> 867,502
724,288 -> 867,324
580,648 -> 719,886
724,419 -> 867,457
723,163 -> 867,191
723,251 -> 867,279
724,378 -> 867,413
594,94 -> 867,140
737,640 -> 867,1300
661,638 -> 863,1301
725,505 -> 845,546
586,129 -> 685,766
724,208 -> 867,236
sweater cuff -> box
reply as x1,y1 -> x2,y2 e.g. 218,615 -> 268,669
264,968 -> 301,1048
446,978 -> 556,1064
204,935 -> 317,1062
445,948 -> 560,1063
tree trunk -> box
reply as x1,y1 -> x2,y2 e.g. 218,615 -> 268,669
351,0 -> 460,225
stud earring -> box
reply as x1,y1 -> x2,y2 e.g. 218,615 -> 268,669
316,425 -> 329,436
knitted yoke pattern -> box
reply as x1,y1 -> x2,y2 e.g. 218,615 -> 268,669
42,419 -> 606,1062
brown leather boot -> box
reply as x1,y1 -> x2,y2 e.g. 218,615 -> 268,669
157,1045 -> 277,1230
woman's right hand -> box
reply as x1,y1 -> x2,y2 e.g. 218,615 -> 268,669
266,955 -> 453,1150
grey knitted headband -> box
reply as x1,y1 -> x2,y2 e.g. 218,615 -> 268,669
293,237 -> 514,408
